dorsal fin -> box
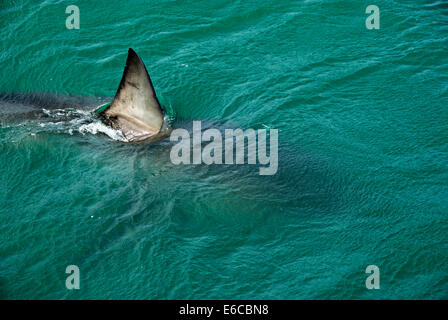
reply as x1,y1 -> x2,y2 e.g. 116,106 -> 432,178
104,48 -> 164,141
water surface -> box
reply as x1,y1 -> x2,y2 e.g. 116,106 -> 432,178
0,0 -> 447,299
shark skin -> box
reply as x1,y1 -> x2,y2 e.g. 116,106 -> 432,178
99,48 -> 171,143
0,48 -> 172,143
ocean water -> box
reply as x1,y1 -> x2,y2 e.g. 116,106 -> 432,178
0,0 -> 447,299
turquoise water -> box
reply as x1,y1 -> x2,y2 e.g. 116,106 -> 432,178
1,0 -> 447,299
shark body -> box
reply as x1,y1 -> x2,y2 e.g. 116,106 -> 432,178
0,48 -> 171,143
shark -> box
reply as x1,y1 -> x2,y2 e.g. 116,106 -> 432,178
97,48 -> 171,142
0,48 -> 171,143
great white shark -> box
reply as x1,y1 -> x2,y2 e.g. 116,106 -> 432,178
0,48 -> 279,175
0,48 -> 171,143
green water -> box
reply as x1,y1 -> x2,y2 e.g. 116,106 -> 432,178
1,0 -> 447,299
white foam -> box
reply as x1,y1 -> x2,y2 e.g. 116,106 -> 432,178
78,121 -> 128,142
38,108 -> 128,142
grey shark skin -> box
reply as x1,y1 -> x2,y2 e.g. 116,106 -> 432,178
99,48 -> 171,142
0,48 -> 170,143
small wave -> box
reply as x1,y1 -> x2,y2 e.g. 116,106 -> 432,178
78,121 -> 128,142
0,107 -> 128,143
40,107 -> 128,142
42,108 -> 91,118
